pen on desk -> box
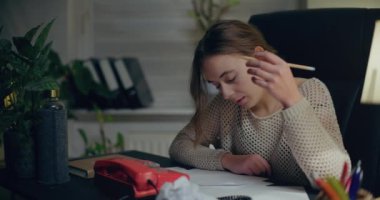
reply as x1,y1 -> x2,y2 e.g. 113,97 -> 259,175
240,56 -> 316,71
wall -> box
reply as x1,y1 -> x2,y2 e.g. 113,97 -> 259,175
307,0 -> 380,8
0,0 -> 68,61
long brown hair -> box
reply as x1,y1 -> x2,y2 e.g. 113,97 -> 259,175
190,20 -> 276,144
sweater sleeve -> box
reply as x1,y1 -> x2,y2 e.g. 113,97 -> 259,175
281,78 -> 351,183
169,95 -> 229,170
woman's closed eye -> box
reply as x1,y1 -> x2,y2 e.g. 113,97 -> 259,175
208,73 -> 237,90
225,75 -> 237,83
227,77 -> 236,83
215,77 -> 237,89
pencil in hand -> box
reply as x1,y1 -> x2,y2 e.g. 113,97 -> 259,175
288,63 -> 316,71
240,55 -> 316,71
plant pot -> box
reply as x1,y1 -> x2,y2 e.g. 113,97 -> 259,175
3,128 -> 36,179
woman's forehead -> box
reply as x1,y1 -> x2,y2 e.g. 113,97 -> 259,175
202,54 -> 243,81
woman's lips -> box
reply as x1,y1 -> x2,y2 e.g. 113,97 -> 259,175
236,96 -> 246,106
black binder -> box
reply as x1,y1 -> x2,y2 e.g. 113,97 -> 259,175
82,57 -> 153,109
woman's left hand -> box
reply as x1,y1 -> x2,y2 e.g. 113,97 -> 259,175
246,51 -> 303,108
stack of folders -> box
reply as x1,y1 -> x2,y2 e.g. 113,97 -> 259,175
81,57 -> 153,109
314,161 -> 380,200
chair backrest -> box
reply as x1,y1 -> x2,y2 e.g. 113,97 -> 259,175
249,8 -> 380,196
249,8 -> 380,137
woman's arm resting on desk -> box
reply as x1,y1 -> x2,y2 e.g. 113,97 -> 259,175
169,97 -> 229,171
221,153 -> 272,176
169,127 -> 228,171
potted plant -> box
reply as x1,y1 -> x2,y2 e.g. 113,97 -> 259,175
189,0 -> 240,32
0,20 -> 59,178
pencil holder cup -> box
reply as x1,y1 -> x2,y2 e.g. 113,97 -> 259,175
315,188 -> 378,200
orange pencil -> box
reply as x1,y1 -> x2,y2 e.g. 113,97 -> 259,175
315,178 -> 340,200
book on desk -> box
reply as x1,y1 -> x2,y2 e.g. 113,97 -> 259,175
68,154 -> 135,178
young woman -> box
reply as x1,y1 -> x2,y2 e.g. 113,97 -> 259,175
169,20 -> 351,185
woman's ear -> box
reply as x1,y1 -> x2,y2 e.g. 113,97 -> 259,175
254,46 -> 265,53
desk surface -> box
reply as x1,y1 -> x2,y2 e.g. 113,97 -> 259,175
0,150 -> 317,200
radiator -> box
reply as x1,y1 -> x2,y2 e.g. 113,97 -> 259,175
68,120 -> 185,159
124,133 -> 176,157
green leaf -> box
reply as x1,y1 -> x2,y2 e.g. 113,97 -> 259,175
48,50 -> 63,66
32,58 -> 50,77
95,142 -> 106,155
32,41 -> 53,75
40,41 -> 52,58
93,84 -> 117,98
78,128 -> 89,145
106,138 -> 112,146
24,24 -> 41,42
188,10 -> 197,18
12,37 -> 36,59
227,0 -> 240,6
105,115 -> 113,122
59,81 -> 76,108
34,19 -> 55,51
114,132 -> 125,150
71,60 -> 94,95
0,39 -> 12,66
8,54 -> 30,75
94,106 -> 104,123
47,50 -> 69,80
0,39 -> 12,52
24,77 -> 59,91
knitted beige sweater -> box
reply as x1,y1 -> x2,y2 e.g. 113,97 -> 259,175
169,78 -> 351,185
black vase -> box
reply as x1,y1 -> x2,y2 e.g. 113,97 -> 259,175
3,128 -> 36,179
36,90 -> 70,184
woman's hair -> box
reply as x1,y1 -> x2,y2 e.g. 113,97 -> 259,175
190,20 -> 276,144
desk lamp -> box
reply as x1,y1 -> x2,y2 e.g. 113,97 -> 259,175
361,20 -> 380,104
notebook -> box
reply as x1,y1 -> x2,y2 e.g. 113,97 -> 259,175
68,154 -> 136,178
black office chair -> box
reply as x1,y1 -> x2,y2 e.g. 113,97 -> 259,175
249,8 -> 380,196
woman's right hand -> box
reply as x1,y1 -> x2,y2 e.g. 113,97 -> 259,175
221,153 -> 271,176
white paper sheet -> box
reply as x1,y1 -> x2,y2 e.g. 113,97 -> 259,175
168,167 -> 309,200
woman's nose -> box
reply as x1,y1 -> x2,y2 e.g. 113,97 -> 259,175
221,85 -> 233,100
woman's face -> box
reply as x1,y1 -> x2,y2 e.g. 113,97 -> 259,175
202,54 -> 264,109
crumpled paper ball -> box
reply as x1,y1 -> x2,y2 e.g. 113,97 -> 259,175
156,176 -> 217,200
